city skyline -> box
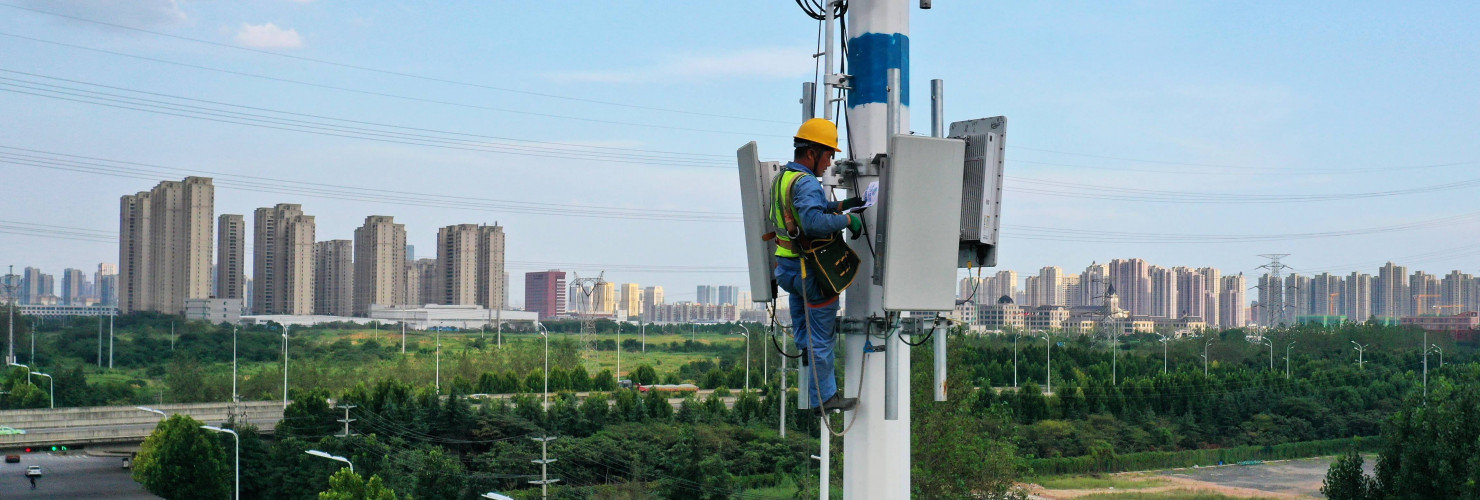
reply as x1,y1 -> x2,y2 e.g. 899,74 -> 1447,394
3,3 -> 1477,302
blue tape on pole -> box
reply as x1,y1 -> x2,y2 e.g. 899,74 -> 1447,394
846,33 -> 909,107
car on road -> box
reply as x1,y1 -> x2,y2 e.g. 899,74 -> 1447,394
0,426 -> 25,435
26,465 -> 42,477
4,455 -> 18,463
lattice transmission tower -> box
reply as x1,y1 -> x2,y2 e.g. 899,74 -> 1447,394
569,271 -> 605,369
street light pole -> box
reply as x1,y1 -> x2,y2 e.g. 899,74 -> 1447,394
536,323 -> 549,411
305,449 -> 353,474
1156,333 -> 1169,374
531,321 -> 557,500
232,325 -> 238,404
616,322 -> 621,382
1258,337 -> 1273,371
736,328 -> 750,392
281,326 -> 290,409
1012,332 -> 1019,388
201,426 -> 239,500
1202,335 -> 1214,376
1285,341 -> 1296,379
1351,340 -> 1368,369
1039,332 -> 1054,394
435,330 -> 442,394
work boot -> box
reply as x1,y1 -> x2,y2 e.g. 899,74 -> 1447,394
816,393 -> 858,415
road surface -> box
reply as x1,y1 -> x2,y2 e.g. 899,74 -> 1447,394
0,452 -> 158,499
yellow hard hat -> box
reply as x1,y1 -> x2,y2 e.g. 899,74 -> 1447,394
794,118 -> 842,152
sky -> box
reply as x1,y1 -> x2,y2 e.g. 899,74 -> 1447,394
1,1 -> 1478,305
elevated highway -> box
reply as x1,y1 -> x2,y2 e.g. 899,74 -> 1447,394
0,401 -> 283,453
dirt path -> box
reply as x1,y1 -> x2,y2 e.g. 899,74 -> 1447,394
1023,474 -> 1309,499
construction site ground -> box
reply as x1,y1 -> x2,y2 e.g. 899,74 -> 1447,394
1023,455 -> 1377,499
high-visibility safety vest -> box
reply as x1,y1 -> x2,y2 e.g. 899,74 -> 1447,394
770,169 -> 809,258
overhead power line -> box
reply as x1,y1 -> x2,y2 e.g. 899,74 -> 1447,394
0,146 -> 741,222
0,2 -> 790,125
1007,175 -> 1480,204
0,71 -> 734,168
1002,210 -> 1480,243
0,31 -> 775,139
1014,146 -> 1478,175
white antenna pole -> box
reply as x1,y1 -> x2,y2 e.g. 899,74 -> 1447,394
841,1 -> 913,498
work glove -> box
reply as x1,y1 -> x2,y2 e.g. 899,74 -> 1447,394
846,213 -> 864,240
838,197 -> 866,212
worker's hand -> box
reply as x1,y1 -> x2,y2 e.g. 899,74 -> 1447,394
846,213 -> 864,240
839,197 -> 866,212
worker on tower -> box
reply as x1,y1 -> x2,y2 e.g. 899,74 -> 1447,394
771,118 -> 864,414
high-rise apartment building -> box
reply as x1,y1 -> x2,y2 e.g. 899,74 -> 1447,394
1034,266 -> 1065,306
21,267 -> 42,304
1375,262 -> 1408,318
1110,258 -> 1152,316
1257,274 -> 1284,326
216,214 -> 245,301
642,285 -> 664,320
252,203 -> 316,315
436,224 -> 505,309
620,283 -> 642,318
315,240 -> 355,316
1174,267 -> 1207,321
60,268 -> 85,305
412,259 -> 439,306
353,216 -> 407,316
1196,267 -> 1221,327
1079,263 -> 1110,307
1410,271 -> 1440,315
1440,271 -> 1472,316
525,270 -> 567,319
1149,266 -> 1178,318
987,270 -> 1019,304
1345,272 -> 1373,321
717,285 -> 740,306
696,285 -> 718,305
404,261 -> 420,307
95,263 -> 118,307
1062,275 -> 1082,308
592,281 -> 617,314
119,177 -> 215,314
1310,273 -> 1343,317
1218,274 -> 1247,328
1286,274 -> 1311,319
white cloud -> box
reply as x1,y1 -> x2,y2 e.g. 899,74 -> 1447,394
235,22 -> 303,49
551,47 -> 813,83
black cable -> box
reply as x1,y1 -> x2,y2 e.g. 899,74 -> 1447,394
0,74 -> 728,167
0,2 -> 791,125
0,33 -> 772,139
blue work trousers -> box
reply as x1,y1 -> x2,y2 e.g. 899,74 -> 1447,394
775,256 -> 840,407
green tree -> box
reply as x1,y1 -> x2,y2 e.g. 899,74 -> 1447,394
591,369 -> 617,391
133,414 -> 231,499
1323,449 -> 1373,500
570,365 -> 592,391
632,364 -> 659,385
385,447 -> 466,499
279,390 -> 339,439
318,468 -> 399,500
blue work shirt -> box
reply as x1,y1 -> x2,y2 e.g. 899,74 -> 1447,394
782,162 -> 851,239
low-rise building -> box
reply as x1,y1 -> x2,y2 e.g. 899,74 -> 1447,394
1400,312 -> 1479,332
